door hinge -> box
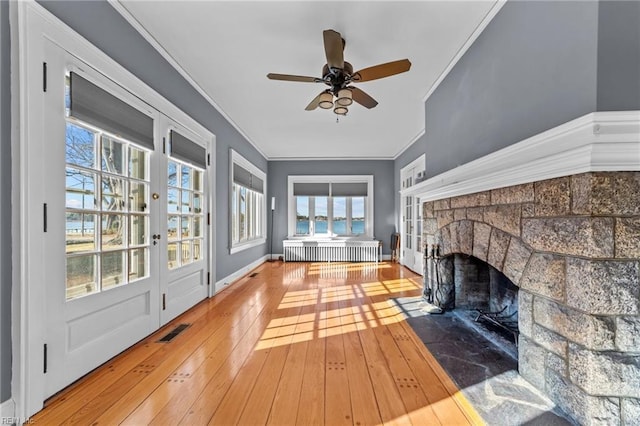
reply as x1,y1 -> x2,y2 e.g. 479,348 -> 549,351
162,293 -> 166,311
207,153 -> 211,166
43,62 -> 47,92
207,272 -> 210,286
43,344 -> 48,374
207,212 -> 210,226
43,203 -> 48,232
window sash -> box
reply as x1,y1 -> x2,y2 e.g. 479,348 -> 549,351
294,195 -> 366,236
232,183 -> 264,244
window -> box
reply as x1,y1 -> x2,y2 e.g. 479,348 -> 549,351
230,150 -> 266,253
288,176 -> 373,238
64,73 -> 153,300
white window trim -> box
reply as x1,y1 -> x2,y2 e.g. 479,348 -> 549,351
229,149 -> 266,254
287,175 -> 374,240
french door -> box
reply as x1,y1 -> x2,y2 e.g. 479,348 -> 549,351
41,43 -> 208,397
402,194 -> 423,274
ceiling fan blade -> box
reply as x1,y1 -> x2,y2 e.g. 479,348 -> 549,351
351,87 -> 378,109
323,29 -> 344,69
352,59 -> 411,82
305,91 -> 325,111
267,73 -> 323,83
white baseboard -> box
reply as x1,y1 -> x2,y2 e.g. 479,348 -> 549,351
213,255 -> 271,295
0,398 -> 16,420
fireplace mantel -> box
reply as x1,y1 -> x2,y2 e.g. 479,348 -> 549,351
401,111 -> 640,203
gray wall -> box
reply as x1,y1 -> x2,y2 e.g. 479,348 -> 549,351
38,1 -> 269,283
267,160 -> 396,255
1,0 -> 11,405
420,0 -> 600,179
597,0 -> 640,111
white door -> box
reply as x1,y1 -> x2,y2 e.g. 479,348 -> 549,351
402,195 -> 423,274
42,45 -> 162,396
160,119 -> 210,325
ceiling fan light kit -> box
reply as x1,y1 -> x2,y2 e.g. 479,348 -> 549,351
333,105 -> 349,116
319,91 -> 334,109
267,29 -> 411,116
336,88 -> 353,107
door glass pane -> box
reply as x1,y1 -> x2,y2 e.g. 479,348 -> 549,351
129,182 -> 148,212
101,136 -> 125,175
66,254 -> 97,299
181,241 -> 191,264
181,166 -> 190,188
167,188 -> 179,213
129,146 -> 147,180
168,215 -> 179,241
66,169 -> 96,210
181,216 -> 191,238
128,248 -> 146,282
102,250 -> 125,290
193,239 -> 202,261
129,215 -> 147,246
168,243 -> 178,269
66,123 -> 95,168
193,170 -> 203,191
102,177 -> 125,211
193,216 -> 202,237
168,161 -> 178,187
102,214 -> 125,250
193,193 -> 202,214
181,190 -> 191,214
66,213 -> 96,253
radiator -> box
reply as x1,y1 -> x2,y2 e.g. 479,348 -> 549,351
283,239 -> 381,262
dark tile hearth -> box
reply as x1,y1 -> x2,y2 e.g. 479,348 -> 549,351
392,297 -> 575,426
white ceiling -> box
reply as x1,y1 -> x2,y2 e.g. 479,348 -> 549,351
116,1 -> 500,160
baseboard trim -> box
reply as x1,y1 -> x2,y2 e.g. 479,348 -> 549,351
0,398 -> 16,420
214,255 -> 270,295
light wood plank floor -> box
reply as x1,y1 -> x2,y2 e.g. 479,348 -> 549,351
33,261 -> 483,425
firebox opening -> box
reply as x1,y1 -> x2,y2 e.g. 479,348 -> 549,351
427,253 -> 519,351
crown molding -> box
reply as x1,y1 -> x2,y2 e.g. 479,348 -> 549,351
421,0 -> 507,104
108,0 -> 267,160
401,111 -> 640,202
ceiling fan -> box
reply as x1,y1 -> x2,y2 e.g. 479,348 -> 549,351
267,29 -> 411,116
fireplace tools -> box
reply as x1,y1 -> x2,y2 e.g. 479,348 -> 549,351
424,243 -> 448,314
474,306 -> 519,345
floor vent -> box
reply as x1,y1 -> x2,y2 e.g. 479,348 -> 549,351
249,272 -> 259,278
157,324 -> 190,343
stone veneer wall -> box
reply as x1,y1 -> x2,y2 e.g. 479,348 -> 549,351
421,172 -> 640,425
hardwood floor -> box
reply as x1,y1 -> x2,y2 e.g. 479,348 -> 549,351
33,261 -> 483,425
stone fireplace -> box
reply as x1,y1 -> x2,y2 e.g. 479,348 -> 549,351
420,171 -> 640,424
